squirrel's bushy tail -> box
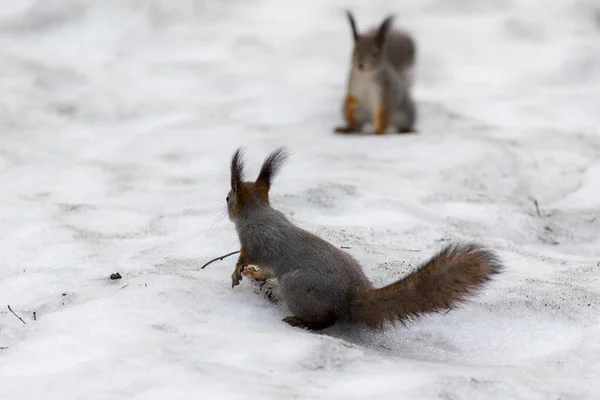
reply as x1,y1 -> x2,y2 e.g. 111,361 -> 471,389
352,243 -> 503,328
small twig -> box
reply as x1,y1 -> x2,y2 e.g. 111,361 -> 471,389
7,305 -> 26,325
532,198 -> 541,217
0,346 -> 8,350
201,250 -> 240,269
120,284 -> 130,290
33,311 -> 37,321
380,344 -> 392,351
340,246 -> 351,249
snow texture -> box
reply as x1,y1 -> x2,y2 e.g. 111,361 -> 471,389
1,0 -> 600,399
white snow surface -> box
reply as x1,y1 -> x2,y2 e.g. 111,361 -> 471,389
1,0 -> 600,398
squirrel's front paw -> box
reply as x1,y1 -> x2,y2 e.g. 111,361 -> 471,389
231,268 -> 243,288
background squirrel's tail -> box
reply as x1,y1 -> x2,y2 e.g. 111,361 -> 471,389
351,243 -> 503,328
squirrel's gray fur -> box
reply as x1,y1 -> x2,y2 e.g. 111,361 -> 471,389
227,148 -> 503,330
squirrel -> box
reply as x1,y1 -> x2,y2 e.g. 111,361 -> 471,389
335,11 -> 417,135
226,148 -> 503,330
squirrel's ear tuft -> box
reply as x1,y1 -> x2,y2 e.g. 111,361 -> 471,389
375,15 -> 395,48
256,147 -> 290,192
231,147 -> 245,194
346,10 -> 359,42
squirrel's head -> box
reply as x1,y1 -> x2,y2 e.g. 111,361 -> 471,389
346,11 -> 395,73
226,147 -> 289,221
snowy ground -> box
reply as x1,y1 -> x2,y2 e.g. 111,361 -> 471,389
1,0 -> 600,398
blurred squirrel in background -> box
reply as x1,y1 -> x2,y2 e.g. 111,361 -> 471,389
225,148 -> 503,330
335,11 -> 417,135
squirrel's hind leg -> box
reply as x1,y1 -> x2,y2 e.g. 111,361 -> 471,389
334,95 -> 363,134
397,126 -> 417,134
280,270 -> 338,330
392,96 -> 417,134
283,313 -> 336,331
373,103 -> 390,135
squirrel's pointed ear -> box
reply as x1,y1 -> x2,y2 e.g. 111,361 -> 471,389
375,15 -> 395,48
346,10 -> 359,42
256,147 -> 289,193
230,148 -> 245,195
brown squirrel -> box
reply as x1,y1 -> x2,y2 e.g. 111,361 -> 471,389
226,148 -> 503,330
335,11 -> 417,135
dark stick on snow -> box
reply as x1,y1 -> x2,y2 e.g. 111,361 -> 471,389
7,305 -> 26,325
33,311 -> 37,321
532,199 -> 541,217
201,250 -> 240,269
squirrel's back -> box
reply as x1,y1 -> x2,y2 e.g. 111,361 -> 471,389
238,204 -> 371,283
237,204 -> 373,318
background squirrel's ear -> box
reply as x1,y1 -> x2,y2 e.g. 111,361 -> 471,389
256,147 -> 289,192
230,148 -> 245,195
346,10 -> 359,42
375,15 -> 395,48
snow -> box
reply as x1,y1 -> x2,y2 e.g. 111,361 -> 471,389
1,0 -> 599,398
